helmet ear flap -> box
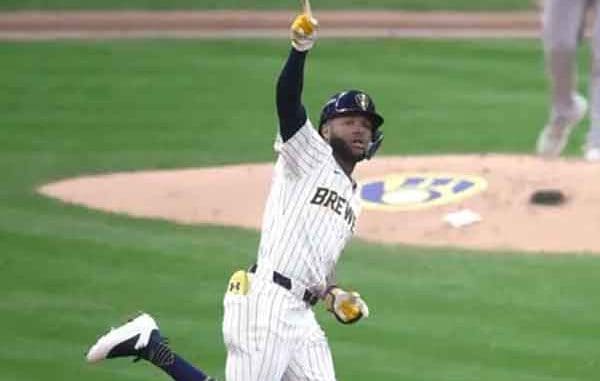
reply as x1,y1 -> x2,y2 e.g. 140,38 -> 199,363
364,130 -> 383,160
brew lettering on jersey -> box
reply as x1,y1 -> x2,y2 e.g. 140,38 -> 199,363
310,187 -> 356,231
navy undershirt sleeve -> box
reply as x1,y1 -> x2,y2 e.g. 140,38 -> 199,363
276,48 -> 308,142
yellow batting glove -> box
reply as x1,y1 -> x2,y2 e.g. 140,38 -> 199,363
324,287 -> 369,325
291,14 -> 319,52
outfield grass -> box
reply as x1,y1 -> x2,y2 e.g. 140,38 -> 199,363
1,39 -> 599,381
0,0 -> 534,11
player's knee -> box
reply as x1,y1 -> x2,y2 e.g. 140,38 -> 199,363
543,26 -> 578,52
543,35 -> 578,52
591,53 -> 600,77
591,43 -> 600,70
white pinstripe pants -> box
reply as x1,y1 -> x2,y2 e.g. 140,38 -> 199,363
222,278 -> 336,381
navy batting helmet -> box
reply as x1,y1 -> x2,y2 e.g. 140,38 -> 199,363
318,90 -> 384,159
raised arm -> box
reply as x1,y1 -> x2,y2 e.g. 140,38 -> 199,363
276,48 -> 308,142
276,12 -> 318,142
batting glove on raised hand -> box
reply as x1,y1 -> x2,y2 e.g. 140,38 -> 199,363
290,13 -> 318,52
324,286 -> 369,324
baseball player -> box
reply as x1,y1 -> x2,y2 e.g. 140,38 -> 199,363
536,0 -> 600,161
85,4 -> 383,381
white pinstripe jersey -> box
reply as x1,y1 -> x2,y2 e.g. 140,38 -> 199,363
255,119 -> 362,296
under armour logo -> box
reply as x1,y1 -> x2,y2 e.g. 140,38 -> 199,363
229,282 -> 241,292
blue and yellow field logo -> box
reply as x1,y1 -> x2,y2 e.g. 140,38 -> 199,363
359,173 -> 487,211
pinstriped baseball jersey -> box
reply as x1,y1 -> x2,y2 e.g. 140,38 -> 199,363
222,118 -> 360,381
256,118 -> 362,296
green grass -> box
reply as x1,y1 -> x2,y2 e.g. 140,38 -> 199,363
0,0 -> 534,11
1,39 -> 599,381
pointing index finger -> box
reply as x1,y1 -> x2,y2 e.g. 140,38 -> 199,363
301,0 -> 312,18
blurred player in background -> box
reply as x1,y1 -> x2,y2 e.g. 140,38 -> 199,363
536,0 -> 600,161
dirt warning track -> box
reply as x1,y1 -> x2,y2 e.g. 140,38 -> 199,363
0,10 -> 541,40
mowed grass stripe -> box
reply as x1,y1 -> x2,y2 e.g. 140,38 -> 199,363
2,38 -> 584,186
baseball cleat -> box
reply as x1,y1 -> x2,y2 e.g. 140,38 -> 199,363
537,93 -> 588,157
584,144 -> 600,162
86,313 -> 159,363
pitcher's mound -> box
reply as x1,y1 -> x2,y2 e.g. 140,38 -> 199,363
39,154 -> 600,254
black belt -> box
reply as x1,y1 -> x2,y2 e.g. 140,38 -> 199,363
249,264 -> 319,306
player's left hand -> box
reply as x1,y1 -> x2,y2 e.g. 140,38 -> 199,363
290,1 -> 319,52
324,286 -> 369,324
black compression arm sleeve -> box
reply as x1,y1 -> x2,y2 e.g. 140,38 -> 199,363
276,48 -> 308,142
